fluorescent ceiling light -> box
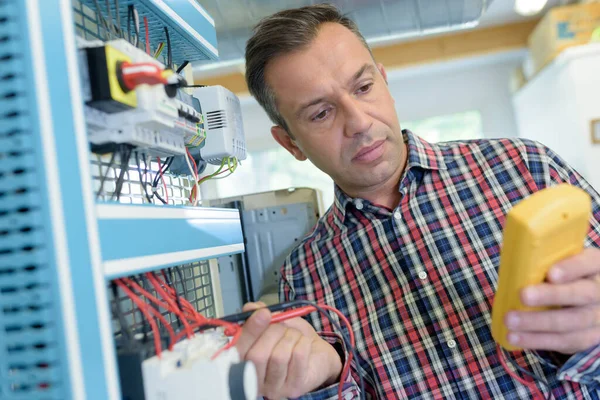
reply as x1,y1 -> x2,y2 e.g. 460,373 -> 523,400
514,0 -> 548,16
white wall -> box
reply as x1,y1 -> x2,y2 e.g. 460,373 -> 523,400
513,44 -> 600,191
238,49 -> 526,152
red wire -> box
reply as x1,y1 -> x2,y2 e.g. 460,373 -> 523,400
156,157 -> 169,204
497,344 -> 545,397
147,273 -> 193,327
147,273 -> 194,338
115,280 -> 162,357
150,273 -> 203,323
186,148 -> 200,205
318,305 -> 355,400
186,148 -> 199,177
144,16 -> 150,55
122,277 -> 171,312
118,278 -> 176,349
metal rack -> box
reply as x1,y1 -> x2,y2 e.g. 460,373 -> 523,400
0,1 -> 241,399
73,0 -> 218,63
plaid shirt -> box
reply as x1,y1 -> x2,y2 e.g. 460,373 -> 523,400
280,130 -> 600,399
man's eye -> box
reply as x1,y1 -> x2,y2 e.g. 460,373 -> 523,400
356,83 -> 373,94
313,109 -> 329,121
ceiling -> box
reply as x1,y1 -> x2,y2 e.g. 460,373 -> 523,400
193,0 -> 562,74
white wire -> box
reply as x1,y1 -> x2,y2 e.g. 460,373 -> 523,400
185,150 -> 200,207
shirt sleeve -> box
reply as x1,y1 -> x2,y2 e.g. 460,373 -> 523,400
532,144 -> 600,388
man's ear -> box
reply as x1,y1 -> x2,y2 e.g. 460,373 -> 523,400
271,126 -> 308,161
377,62 -> 388,85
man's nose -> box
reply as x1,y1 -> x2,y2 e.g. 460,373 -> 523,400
342,96 -> 372,138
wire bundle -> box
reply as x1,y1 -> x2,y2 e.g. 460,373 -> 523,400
113,271 -> 240,359
111,273 -> 362,399
188,157 -> 238,204
133,153 -> 173,204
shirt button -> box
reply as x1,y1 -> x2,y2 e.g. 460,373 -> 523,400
447,339 -> 457,349
418,271 -> 427,280
393,210 -> 402,220
354,200 -> 364,210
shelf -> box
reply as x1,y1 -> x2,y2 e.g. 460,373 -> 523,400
96,204 -> 244,279
76,0 -> 218,64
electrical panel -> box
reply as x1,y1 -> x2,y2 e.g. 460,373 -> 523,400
79,38 -> 205,156
1,1 -> 250,400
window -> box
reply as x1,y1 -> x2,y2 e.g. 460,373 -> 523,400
403,110 -> 483,143
212,149 -> 335,207
213,111 -> 483,209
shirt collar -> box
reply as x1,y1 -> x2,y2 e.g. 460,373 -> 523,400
332,130 -> 446,224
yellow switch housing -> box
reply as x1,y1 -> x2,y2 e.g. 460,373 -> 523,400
491,184 -> 591,351
86,44 -> 137,113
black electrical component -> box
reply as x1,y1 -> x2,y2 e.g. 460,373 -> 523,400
167,146 -> 207,176
117,350 -> 147,400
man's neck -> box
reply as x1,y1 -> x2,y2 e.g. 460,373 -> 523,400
342,141 -> 408,210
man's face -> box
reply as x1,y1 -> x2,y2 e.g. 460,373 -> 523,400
266,22 -> 405,195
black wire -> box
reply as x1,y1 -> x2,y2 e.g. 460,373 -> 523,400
150,156 -> 172,204
154,191 -> 168,205
93,0 -> 111,40
112,145 -> 133,201
127,5 -> 132,43
164,269 -> 183,329
135,151 -> 153,203
291,300 -> 365,400
105,0 -> 117,37
175,266 -> 189,303
503,349 -> 552,400
176,60 -> 189,74
183,84 -> 207,88
129,276 -> 150,343
141,154 -> 152,202
127,4 -> 139,47
114,0 -> 121,37
96,151 -> 117,199
111,146 -> 127,200
164,26 -> 172,68
111,282 -> 133,346
151,156 -> 173,192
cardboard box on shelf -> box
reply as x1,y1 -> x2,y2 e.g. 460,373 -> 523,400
528,2 -> 600,75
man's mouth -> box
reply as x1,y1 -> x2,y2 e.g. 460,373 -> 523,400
352,140 -> 385,163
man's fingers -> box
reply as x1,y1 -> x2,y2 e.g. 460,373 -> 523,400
507,327 -> 600,354
521,279 -> 600,307
505,306 -> 600,332
245,323 -> 286,393
285,336 -> 313,397
242,301 -> 268,312
281,316 -> 319,337
548,249 -> 600,283
263,328 -> 302,396
236,308 -> 272,358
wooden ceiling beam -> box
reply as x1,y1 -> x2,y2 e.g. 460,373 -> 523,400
195,19 -> 539,96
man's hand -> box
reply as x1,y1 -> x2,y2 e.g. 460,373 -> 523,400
504,248 -> 600,354
236,301 -> 343,399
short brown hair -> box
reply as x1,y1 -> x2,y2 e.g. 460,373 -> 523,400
245,4 -> 371,134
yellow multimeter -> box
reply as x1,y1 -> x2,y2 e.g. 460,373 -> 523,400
491,184 -> 592,351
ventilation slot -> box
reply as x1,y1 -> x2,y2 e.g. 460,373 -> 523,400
7,344 -> 26,353
206,110 -> 227,130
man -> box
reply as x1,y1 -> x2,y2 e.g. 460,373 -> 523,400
236,4 -> 600,399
